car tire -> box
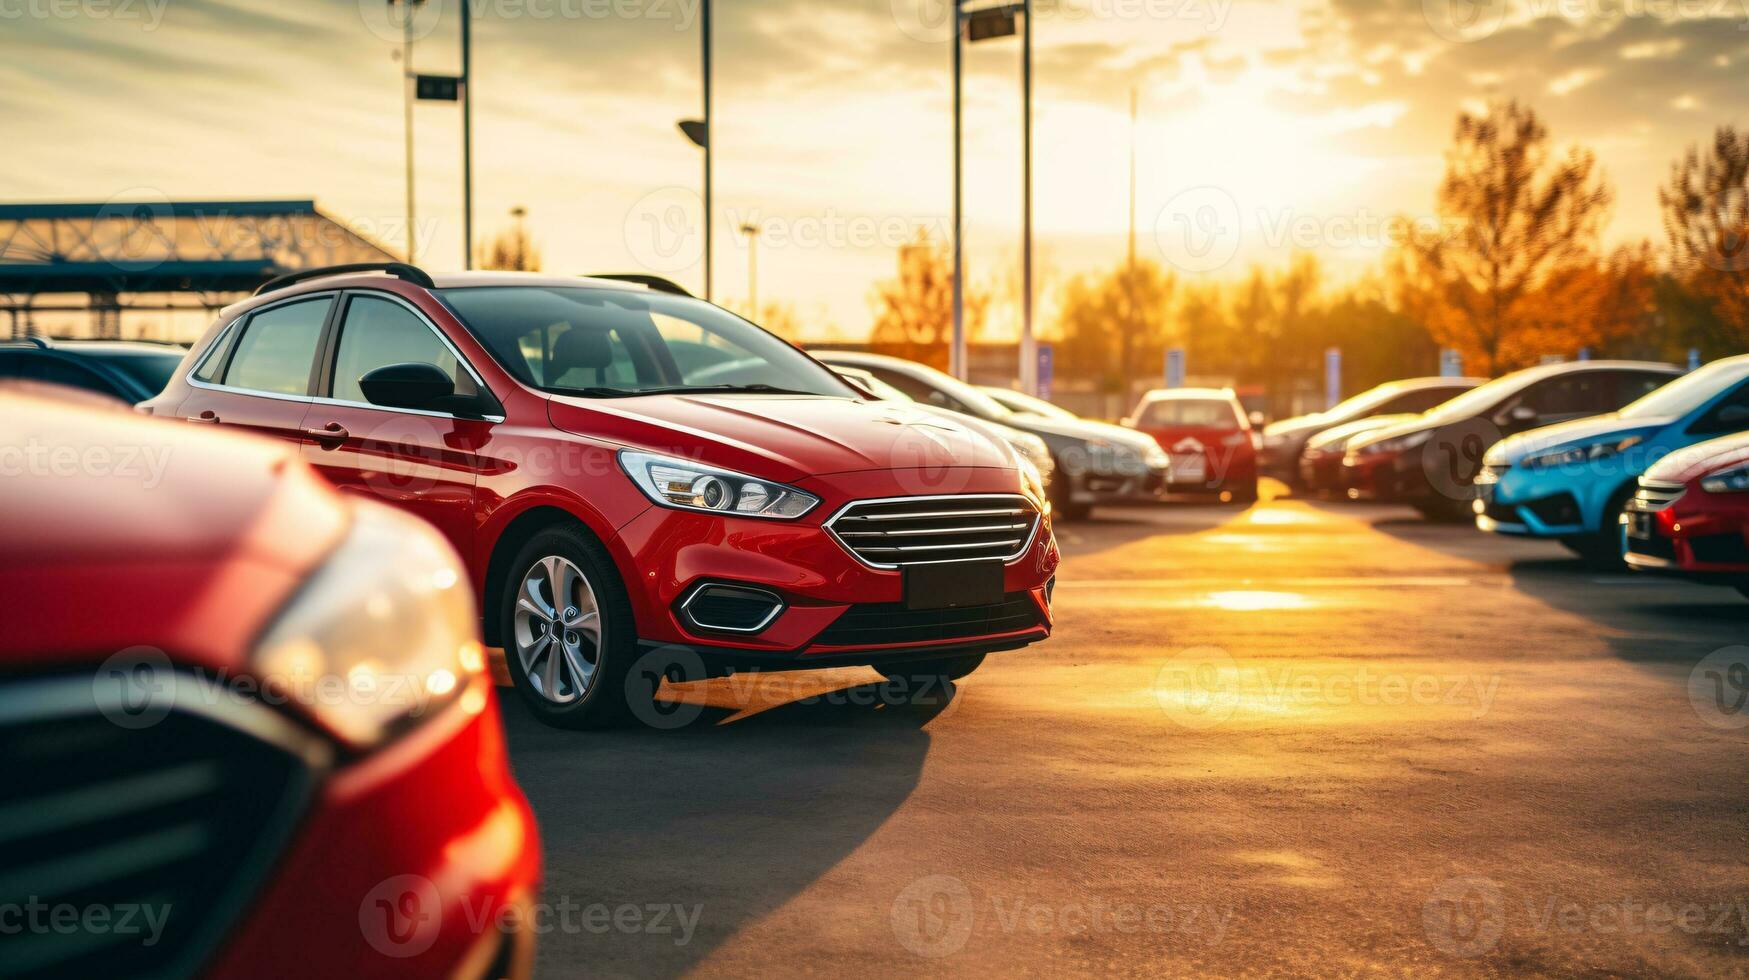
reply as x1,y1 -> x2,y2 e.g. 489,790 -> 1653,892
1556,536 -> 1593,557
1577,486 -> 1636,571
498,524 -> 643,730
876,652 -> 985,683
1223,481 -> 1258,504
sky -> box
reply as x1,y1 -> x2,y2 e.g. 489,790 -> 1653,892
3,0 -> 1748,341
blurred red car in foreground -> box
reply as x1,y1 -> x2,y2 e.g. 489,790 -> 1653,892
1124,387 -> 1258,502
1624,430 -> 1749,599
0,388 -> 538,980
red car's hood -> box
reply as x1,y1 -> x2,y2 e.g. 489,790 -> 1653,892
546,393 -> 1015,482
1647,430 -> 1749,485
0,390 -> 347,671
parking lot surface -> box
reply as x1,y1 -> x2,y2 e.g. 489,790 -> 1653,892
503,487 -> 1749,977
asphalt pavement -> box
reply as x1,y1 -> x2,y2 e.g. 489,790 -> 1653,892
501,484 -> 1749,978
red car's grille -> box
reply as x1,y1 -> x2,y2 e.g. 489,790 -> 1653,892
825,494 -> 1041,568
0,673 -> 317,980
1631,479 -> 1686,512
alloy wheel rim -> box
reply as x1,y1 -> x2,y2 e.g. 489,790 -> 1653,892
512,555 -> 602,704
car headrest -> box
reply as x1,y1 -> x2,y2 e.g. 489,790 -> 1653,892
552,326 -> 615,375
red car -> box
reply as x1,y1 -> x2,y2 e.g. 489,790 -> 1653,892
141,264 -> 1058,729
1123,387 -> 1258,502
0,388 -> 539,979
1624,431 -> 1749,598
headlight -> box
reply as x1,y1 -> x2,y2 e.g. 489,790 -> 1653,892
1701,465 -> 1749,493
1523,435 -> 1643,470
254,503 -> 484,750
620,450 -> 820,519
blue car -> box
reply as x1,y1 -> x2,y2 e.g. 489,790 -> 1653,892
1475,354 -> 1749,564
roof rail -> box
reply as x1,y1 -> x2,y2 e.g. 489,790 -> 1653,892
255,262 -> 435,297
586,274 -> 693,297
1,336 -> 51,349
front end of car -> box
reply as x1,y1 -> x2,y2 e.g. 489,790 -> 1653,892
1624,444 -> 1749,585
1051,430 -> 1170,509
605,433 -> 1061,675
1474,424 -> 1661,538
1342,424 -> 1435,501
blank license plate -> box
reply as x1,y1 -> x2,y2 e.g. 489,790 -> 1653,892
905,560 -> 1004,611
1172,455 -> 1207,482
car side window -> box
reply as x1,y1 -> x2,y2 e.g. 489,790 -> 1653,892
331,296 -> 464,405
1610,371 -> 1671,407
1691,380 -> 1749,436
222,297 -> 332,396
1512,374 -> 1601,421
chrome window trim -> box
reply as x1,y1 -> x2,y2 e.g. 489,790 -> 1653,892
823,492 -> 1043,570
185,288 -> 506,423
677,583 -> 786,634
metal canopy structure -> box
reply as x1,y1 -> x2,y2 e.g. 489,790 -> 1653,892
0,200 -> 400,337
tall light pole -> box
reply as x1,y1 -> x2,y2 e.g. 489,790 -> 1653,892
390,0 -> 425,263
1020,0 -> 1034,395
675,1 -> 713,300
954,2 -> 1031,385
951,0 -> 965,380
740,222 -> 759,314
461,0 -> 473,269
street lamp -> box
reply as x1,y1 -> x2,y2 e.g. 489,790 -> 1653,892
677,0 -> 713,301
388,0 -> 427,263
951,1 -> 1034,389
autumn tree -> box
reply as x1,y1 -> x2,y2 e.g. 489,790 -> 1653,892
1054,256 -> 1177,408
1398,100 -> 1614,373
867,231 -> 987,371
1660,125 -> 1749,347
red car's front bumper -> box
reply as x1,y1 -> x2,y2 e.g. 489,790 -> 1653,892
610,470 -> 1060,668
1624,483 -> 1749,580
207,678 -> 541,980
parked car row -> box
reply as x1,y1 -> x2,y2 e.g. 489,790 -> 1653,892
1263,354 -> 1749,597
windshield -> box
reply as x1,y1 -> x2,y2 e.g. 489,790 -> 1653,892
1137,398 -> 1240,428
1619,359 -> 1748,420
1319,384 -> 1407,422
988,387 -> 1076,420
439,286 -> 856,398
1420,366 -> 1551,424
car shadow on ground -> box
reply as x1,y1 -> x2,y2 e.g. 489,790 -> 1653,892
499,674 -> 953,979
1367,512 -> 1748,677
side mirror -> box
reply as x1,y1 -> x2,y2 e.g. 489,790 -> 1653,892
1248,411 -> 1266,428
839,374 -> 879,400
928,391 -> 950,407
358,362 -> 455,411
1119,417 -> 1136,428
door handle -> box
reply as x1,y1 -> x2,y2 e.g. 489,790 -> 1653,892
188,410 -> 220,424
305,422 -> 349,447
